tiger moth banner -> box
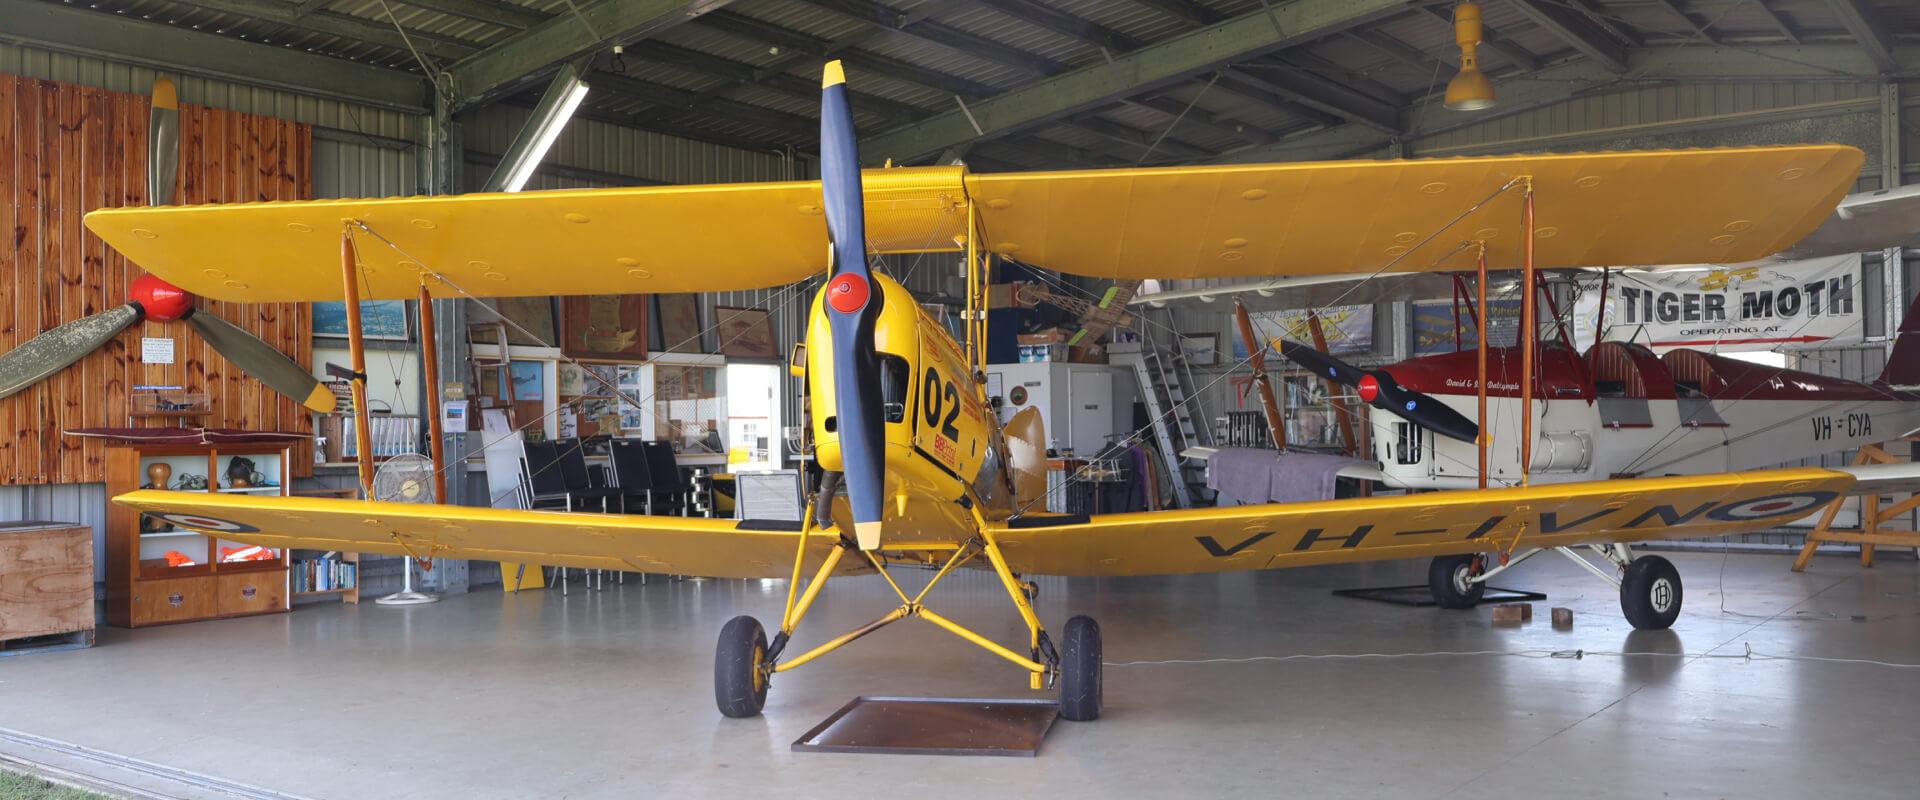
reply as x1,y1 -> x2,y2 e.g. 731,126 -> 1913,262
1570,253 -> 1864,353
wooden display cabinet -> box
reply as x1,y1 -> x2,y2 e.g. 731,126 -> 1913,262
104,442 -> 293,627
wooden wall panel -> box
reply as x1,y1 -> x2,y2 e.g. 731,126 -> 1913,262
0,74 -> 315,485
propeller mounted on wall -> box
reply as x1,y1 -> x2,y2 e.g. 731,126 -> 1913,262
0,78 -> 335,414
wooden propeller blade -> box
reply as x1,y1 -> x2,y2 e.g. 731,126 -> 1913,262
185,312 -> 336,413
0,305 -> 142,402
149,77 -> 179,206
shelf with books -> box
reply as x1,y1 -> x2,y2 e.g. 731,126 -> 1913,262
288,488 -> 361,604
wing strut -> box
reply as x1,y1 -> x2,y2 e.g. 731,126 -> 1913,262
341,230 -> 375,497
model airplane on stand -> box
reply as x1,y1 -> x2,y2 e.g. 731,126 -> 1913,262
82,63 -> 1920,722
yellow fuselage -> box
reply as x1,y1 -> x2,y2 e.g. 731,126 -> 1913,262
807,274 -> 1004,547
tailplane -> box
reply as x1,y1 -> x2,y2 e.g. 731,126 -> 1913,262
1881,290 -> 1920,388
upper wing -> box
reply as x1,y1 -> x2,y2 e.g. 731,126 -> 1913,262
967,145 -> 1860,281
82,166 -> 972,303
993,468 -> 1854,577
115,490 -> 864,580
1135,272 -> 1468,313
85,148 -> 1857,304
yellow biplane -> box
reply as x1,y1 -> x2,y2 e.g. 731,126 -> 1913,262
86,63 -> 1915,722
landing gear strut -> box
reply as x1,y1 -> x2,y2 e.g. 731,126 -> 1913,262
713,514 -> 1106,721
1428,544 -> 1685,629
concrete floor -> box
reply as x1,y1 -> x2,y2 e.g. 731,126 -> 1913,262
2,550 -> 1917,799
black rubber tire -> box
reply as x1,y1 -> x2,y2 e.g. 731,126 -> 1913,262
1429,553 -> 1487,609
714,615 -> 769,718
1620,555 -> 1683,630
1057,615 -> 1102,722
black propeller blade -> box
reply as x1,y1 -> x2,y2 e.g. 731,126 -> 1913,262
1273,339 -> 1480,444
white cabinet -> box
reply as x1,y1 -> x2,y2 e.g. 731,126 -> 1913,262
987,363 -> 1131,457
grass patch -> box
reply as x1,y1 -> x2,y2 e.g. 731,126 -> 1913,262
0,768 -> 118,799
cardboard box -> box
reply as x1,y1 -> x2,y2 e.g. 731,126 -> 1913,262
1067,344 -> 1105,363
1018,328 -> 1072,345
987,282 -> 1029,310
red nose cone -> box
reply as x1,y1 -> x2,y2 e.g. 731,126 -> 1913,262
1357,374 -> 1379,403
827,273 -> 870,314
130,274 -> 193,320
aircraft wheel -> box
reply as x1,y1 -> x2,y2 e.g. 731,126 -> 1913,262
1429,553 -> 1486,609
714,615 -> 770,718
1620,555 -> 1682,630
1057,615 -> 1103,722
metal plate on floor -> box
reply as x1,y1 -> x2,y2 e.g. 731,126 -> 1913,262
791,696 -> 1060,757
1333,584 -> 1546,607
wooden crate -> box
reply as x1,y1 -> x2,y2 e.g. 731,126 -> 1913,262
0,523 -> 95,651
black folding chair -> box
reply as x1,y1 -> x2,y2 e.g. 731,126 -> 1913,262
608,438 -> 657,514
641,440 -> 690,516
552,437 -> 622,513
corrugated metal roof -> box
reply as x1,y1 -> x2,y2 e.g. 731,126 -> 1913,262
25,0 -> 1920,168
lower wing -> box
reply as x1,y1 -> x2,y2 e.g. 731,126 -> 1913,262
993,468 -> 1858,577
115,490 -> 864,580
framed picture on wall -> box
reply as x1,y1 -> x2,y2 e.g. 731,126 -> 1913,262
314,300 -> 409,340
472,298 -> 557,347
1178,332 -> 1220,366
715,306 -> 778,360
509,361 -> 545,401
656,294 -> 703,353
560,294 -> 648,360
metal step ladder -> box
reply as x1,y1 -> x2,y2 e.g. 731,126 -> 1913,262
1114,337 -> 1212,508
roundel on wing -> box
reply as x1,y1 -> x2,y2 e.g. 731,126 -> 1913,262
150,512 -> 261,533
1705,492 -> 1837,522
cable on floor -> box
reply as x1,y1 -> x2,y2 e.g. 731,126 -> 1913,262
1104,642 -> 1920,670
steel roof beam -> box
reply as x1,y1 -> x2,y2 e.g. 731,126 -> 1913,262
1414,4 -> 1538,72
160,0 -> 480,61
1827,0 -> 1898,73
448,0 -> 737,109
857,0 -> 1407,164
592,71 -> 819,137
1222,66 -> 1400,134
1750,0 -> 1803,45
799,0 -> 1070,76
1117,0 -> 1223,28
1650,0 -> 1717,44
0,0 -> 430,111
1124,97 -> 1275,146
1064,114 -> 1215,160
1217,43 -> 1920,165
975,0 -> 1145,52
618,43 -> 929,126
697,11 -> 1005,97
400,0 -> 551,30
1506,0 -> 1629,73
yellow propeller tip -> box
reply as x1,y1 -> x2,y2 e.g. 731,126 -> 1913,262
822,60 -> 846,89
152,77 -> 178,110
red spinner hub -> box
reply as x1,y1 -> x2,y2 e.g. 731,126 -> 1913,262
130,274 -> 194,320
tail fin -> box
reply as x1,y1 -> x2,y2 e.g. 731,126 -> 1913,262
1881,290 -> 1920,387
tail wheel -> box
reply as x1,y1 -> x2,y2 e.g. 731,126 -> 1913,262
1620,555 -> 1682,630
715,615 -> 770,718
1429,553 -> 1487,609
1057,615 -> 1102,722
